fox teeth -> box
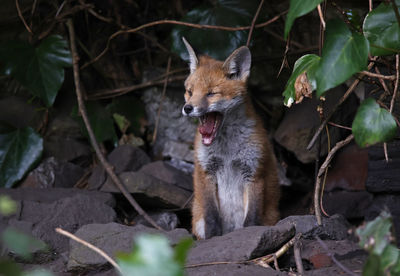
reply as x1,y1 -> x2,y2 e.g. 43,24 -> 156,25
199,116 -> 204,124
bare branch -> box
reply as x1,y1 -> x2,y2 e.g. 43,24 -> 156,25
66,19 -> 164,231
16,0 -> 33,34
360,71 -> 396,81
246,0 -> 265,47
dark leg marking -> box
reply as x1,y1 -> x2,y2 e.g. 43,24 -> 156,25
231,159 -> 253,180
206,156 -> 223,175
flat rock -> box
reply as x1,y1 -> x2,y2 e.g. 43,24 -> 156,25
101,171 -> 192,208
32,194 -> 117,253
186,263 -> 285,276
276,215 -> 349,240
186,224 -> 295,265
139,161 -> 193,192
88,145 -> 151,190
67,223 -> 191,271
0,188 -> 115,207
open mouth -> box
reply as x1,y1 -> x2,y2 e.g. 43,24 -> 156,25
198,112 -> 223,146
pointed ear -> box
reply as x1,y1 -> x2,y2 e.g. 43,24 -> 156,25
222,46 -> 251,81
182,37 -> 198,74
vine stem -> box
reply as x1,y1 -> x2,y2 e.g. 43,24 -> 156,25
82,11 -> 287,69
55,228 -> 122,273
66,19 -> 164,231
246,0 -> 265,47
314,134 -> 354,225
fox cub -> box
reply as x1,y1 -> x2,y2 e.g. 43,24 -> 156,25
181,38 -> 280,239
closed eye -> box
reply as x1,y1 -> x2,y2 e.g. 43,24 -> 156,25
207,91 -> 217,97
187,90 -> 193,97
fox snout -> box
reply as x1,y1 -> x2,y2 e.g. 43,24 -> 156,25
182,103 -> 207,117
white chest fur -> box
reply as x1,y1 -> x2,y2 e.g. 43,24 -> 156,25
196,106 -> 261,233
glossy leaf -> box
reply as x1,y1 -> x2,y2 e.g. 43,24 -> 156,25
173,238 -> 193,267
363,254 -> 381,276
381,245 -> 399,273
0,35 -> 72,107
117,234 -> 183,276
72,102 -> 117,144
0,125 -> 43,188
284,0 -> 323,39
315,19 -> 368,96
352,98 -> 397,148
283,54 -> 320,107
171,0 -> 261,61
363,0 -> 400,56
1,228 -> 47,259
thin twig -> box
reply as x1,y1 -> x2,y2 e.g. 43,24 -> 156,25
314,134 -> 354,225
327,121 -> 352,130
361,71 -> 396,80
390,54 -> 399,113
55,228 -> 122,274
369,0 -> 372,12
16,0 -> 33,34
375,66 -> 390,94
315,236 -> 358,276
246,0 -> 265,47
307,62 -> 374,150
320,125 -> 331,218
293,236 -> 304,275
152,56 -> 172,144
317,4 -> 326,30
82,11 -> 287,69
66,19 -> 163,231
185,233 -> 298,269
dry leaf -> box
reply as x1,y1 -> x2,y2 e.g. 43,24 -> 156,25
294,72 -> 313,104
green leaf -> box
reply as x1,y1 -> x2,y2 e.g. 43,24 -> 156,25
363,254 -> 381,276
171,0 -> 260,60
1,228 -> 47,259
315,19 -> 369,96
0,35 -> 72,107
22,269 -> 54,276
71,102 -> 117,144
284,0 -> 323,39
0,195 -> 17,215
173,238 -> 193,267
0,259 -> 23,276
282,54 -> 320,107
352,98 -> 398,148
363,0 -> 400,56
356,211 -> 393,255
0,125 -> 43,188
381,245 -> 399,272
117,234 -> 183,276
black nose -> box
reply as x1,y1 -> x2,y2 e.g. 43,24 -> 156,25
184,105 -> 193,114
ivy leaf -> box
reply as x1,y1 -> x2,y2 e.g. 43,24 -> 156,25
352,98 -> 397,148
117,234 -> 183,276
363,254 -> 381,276
282,54 -> 320,107
173,238 -> 193,267
0,35 -> 72,107
1,228 -> 47,259
0,259 -> 23,276
363,0 -> 400,56
0,125 -> 43,188
315,19 -> 368,97
171,0 -> 260,61
284,0 -> 323,39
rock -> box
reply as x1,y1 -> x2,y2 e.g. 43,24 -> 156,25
322,191 -> 373,220
101,171 -> 192,208
135,211 -> 179,231
0,188 -> 115,207
20,157 -> 84,188
301,239 -> 361,269
108,145 -> 151,173
139,161 -> 193,192
167,158 -> 195,175
186,224 -> 295,265
308,253 -> 367,275
142,86 -> 197,159
276,215 -> 349,240
274,86 -> 358,163
67,223 -> 191,271
162,140 -> 194,163
325,143 -> 368,192
186,263 -> 285,276
32,194 -> 117,253
88,145 -> 151,190
0,95 -> 43,129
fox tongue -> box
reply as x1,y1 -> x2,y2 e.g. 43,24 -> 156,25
199,113 -> 216,136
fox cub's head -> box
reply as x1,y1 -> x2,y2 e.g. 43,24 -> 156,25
181,37 -> 251,146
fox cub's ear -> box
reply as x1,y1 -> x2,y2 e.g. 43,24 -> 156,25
223,46 -> 251,81
182,37 -> 198,74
